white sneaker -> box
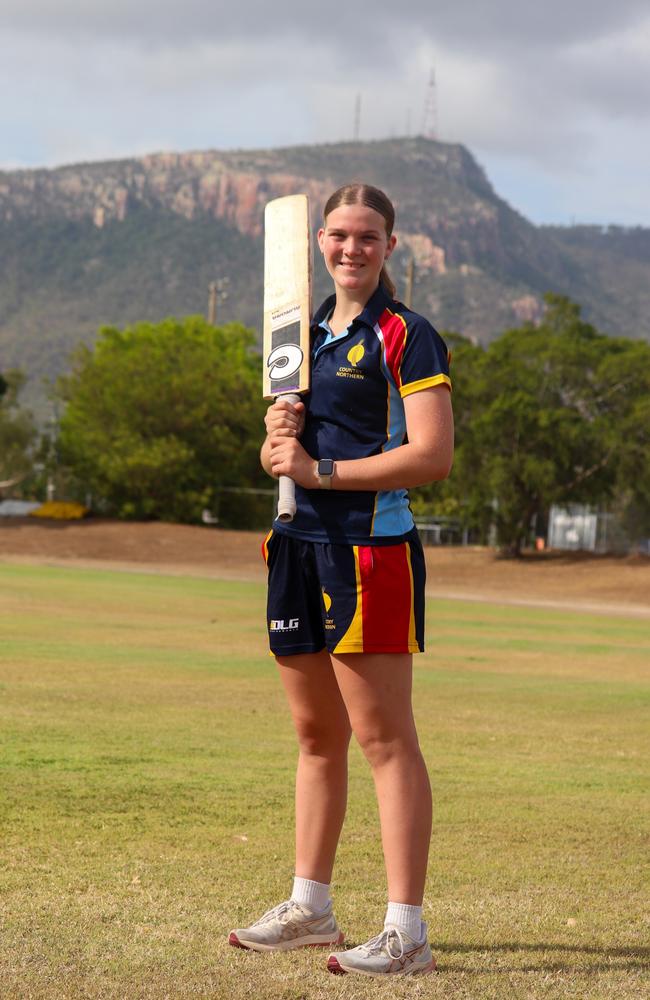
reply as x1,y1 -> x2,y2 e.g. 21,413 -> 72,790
229,899 -> 344,952
327,924 -> 436,977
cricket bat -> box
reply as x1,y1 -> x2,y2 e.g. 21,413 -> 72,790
263,194 -> 312,522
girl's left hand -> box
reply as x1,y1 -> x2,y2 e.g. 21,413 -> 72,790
268,436 -> 318,488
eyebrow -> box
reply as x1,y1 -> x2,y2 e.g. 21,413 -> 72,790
326,227 -> 382,236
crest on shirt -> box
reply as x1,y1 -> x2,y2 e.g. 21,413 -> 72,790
336,340 -> 367,381
347,342 -> 365,366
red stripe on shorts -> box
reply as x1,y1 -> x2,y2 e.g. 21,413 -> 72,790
358,543 -> 414,650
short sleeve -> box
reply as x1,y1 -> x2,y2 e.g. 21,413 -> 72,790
398,315 -> 451,398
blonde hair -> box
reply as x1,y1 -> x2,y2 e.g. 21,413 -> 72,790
323,183 -> 396,298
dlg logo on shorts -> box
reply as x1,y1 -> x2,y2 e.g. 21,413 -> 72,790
269,618 -> 299,632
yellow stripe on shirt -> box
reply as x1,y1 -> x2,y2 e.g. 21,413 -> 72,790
400,373 -> 452,398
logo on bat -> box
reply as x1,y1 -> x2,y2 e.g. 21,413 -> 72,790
267,344 -> 304,381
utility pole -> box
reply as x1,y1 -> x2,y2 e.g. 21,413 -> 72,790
207,278 -> 229,325
403,256 -> 415,308
208,282 -> 217,325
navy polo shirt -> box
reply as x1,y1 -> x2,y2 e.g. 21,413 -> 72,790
273,284 -> 451,545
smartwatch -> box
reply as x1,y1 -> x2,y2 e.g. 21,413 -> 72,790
317,459 -> 335,489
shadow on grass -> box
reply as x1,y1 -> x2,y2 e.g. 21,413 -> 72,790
428,941 -> 650,974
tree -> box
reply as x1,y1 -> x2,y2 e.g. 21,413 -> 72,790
0,370 -> 36,491
409,331 -> 483,529
57,317 -> 268,523
463,298 -> 616,553
605,337 -> 650,538
413,296 -> 650,555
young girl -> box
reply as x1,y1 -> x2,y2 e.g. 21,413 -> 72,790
229,183 -> 453,978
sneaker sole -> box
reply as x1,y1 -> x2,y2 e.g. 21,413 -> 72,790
327,955 -> 436,977
229,930 -> 344,953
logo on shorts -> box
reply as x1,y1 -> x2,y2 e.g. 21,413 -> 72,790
269,618 -> 299,632
322,589 -> 336,630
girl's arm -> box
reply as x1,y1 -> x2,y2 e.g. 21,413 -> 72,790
267,385 -> 453,489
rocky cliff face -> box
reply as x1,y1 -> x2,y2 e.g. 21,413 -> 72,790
1,138 -> 649,417
0,151 -> 339,237
0,139 -> 525,279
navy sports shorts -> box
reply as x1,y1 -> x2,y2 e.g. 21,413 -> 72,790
262,529 -> 426,657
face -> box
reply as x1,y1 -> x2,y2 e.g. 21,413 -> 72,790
318,203 -> 397,298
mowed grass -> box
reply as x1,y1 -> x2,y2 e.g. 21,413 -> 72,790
0,563 -> 648,1000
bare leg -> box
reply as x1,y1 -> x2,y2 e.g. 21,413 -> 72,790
276,650 -> 352,885
330,652 -> 432,904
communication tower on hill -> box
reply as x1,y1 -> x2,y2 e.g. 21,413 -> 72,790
422,68 -> 437,139
353,93 -> 361,141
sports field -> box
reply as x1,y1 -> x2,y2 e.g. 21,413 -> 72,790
1,559 -> 648,999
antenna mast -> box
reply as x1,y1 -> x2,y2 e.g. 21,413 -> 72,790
422,68 -> 437,139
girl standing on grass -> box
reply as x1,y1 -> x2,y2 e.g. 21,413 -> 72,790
229,183 -> 453,978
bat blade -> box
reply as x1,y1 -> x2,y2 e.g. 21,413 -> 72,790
263,194 -> 312,400
263,194 -> 312,522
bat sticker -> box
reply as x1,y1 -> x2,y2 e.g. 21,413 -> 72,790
267,344 -> 304,381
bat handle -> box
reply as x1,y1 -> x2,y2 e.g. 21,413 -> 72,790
276,392 -> 300,523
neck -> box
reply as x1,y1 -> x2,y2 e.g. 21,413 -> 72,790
330,285 -> 377,331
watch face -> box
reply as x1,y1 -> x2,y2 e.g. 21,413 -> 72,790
319,459 -> 334,476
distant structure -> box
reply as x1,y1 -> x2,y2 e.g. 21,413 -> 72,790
422,68 -> 437,139
353,93 -> 361,141
207,278 -> 229,325
547,504 -> 634,554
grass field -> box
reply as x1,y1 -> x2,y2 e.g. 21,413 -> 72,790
0,562 -> 648,1000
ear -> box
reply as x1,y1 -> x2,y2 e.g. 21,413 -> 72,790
317,228 -> 326,253
385,234 -> 397,260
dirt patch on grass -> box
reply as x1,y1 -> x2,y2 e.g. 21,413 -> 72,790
2,517 -> 649,615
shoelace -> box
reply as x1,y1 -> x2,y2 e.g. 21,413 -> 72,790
254,900 -> 296,926
359,926 -> 406,960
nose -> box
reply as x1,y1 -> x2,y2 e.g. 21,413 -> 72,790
343,236 -> 361,256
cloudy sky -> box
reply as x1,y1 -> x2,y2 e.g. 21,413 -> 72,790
2,1 -> 649,226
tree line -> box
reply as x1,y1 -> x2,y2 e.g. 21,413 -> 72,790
2,295 -> 649,554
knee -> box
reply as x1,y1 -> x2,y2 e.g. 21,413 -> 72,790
294,716 -> 351,760
355,729 -> 419,770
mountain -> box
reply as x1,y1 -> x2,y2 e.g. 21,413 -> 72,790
1,137 -> 649,417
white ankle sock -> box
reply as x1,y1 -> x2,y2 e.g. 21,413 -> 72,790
384,901 -> 424,941
291,876 -> 331,913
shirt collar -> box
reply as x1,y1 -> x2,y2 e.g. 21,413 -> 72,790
312,283 -> 393,331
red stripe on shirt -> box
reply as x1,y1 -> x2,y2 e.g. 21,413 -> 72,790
378,308 -> 408,391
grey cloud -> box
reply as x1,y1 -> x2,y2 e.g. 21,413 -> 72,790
1,0 -> 648,50
2,0 -> 650,226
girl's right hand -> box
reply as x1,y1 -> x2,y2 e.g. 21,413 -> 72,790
264,398 -> 306,440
